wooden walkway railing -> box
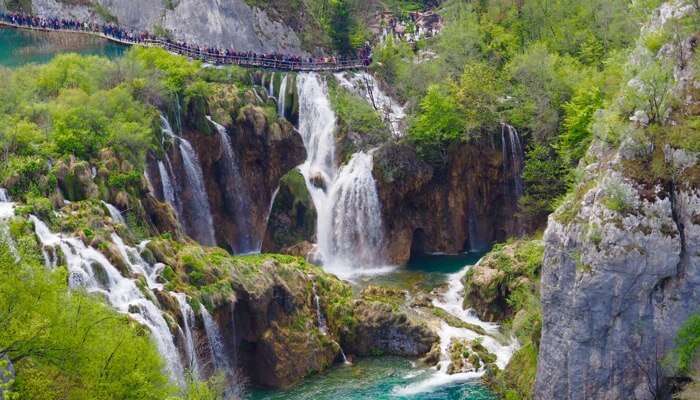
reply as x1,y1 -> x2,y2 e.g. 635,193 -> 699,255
0,20 -> 369,72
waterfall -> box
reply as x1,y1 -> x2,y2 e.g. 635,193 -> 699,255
0,199 -> 19,263
0,189 -> 9,202
268,72 -> 275,97
160,115 -> 216,246
110,234 -> 164,290
501,124 -> 525,200
29,217 -> 185,383
297,73 -> 388,276
102,201 -> 125,225
323,152 -> 385,270
201,307 -> 232,374
312,282 -> 327,334
277,73 -> 289,117
334,72 -> 406,138
173,293 -> 200,377
206,116 -> 255,253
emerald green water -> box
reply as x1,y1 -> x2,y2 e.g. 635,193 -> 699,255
250,253 -> 497,400
0,27 -> 126,67
248,357 -> 495,400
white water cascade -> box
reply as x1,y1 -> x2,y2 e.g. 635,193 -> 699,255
277,73 -> 289,117
0,195 -> 19,263
296,73 -> 389,277
334,72 -> 406,138
201,307 -> 232,374
268,72 -> 275,97
396,264 -> 518,396
0,188 -> 10,202
173,293 -> 201,376
206,116 -> 256,253
30,217 -> 186,383
102,201 -> 125,225
312,282 -> 328,334
160,115 -> 216,246
501,123 -> 525,199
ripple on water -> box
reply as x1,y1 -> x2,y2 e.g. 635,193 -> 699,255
247,357 -> 496,400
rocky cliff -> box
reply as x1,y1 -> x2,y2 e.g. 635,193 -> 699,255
373,136 -> 522,265
6,0 -> 304,53
535,3 -> 700,398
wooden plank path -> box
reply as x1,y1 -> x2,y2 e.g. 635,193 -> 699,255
0,20 -> 369,72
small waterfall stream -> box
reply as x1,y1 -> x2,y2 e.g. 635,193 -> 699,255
206,116 -> 256,253
334,72 -> 406,138
501,124 -> 524,200
312,282 -> 328,334
159,115 -> 216,246
0,195 -> 19,262
102,201 -> 125,225
296,73 -> 388,277
30,217 -> 186,383
173,293 -> 201,376
201,307 -> 233,375
277,74 -> 289,117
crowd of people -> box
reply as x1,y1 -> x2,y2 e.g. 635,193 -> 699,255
0,11 -> 372,70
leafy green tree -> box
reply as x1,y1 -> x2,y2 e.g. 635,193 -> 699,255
558,87 -> 603,165
518,144 -> 568,226
0,226 -> 175,399
410,84 -> 465,145
454,61 -> 503,132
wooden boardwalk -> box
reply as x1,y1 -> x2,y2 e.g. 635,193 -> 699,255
0,21 -> 369,72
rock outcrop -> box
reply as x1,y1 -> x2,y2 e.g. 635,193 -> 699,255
147,101 -> 306,253
535,4 -> 700,397
19,0 -> 304,53
373,137 -> 522,265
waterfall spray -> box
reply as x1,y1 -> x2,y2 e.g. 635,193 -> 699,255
296,73 -> 388,277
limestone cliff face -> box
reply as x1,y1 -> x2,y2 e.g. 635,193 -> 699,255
535,4 -> 700,397
373,137 -> 521,265
146,105 -> 306,253
535,146 -> 700,400
23,0 -> 304,53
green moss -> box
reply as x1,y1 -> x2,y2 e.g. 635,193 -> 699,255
430,306 -> 487,336
554,178 -> 597,225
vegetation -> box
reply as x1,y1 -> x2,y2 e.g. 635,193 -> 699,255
465,239 -> 544,399
369,0 -> 696,226
0,219 -> 175,399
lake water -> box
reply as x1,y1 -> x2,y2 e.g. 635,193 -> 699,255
248,357 -> 496,400
249,252 -> 499,400
0,27 -> 126,67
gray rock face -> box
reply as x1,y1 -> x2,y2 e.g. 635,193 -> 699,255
0,355 -> 14,400
28,0 -> 303,53
536,166 -> 700,399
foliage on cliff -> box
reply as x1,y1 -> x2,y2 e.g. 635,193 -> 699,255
463,238 -> 543,400
0,218 -> 175,399
371,0 -> 670,223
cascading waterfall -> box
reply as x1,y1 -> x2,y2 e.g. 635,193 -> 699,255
206,116 -> 255,253
30,217 -> 185,383
268,72 -> 275,97
0,195 -> 19,262
102,201 -> 125,225
173,293 -> 201,376
397,264 -> 518,396
160,115 -> 216,246
277,73 -> 289,117
501,123 -> 524,199
334,72 -> 406,138
311,282 -> 327,334
323,152 -> 385,269
296,73 -> 388,276
201,307 -> 232,374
